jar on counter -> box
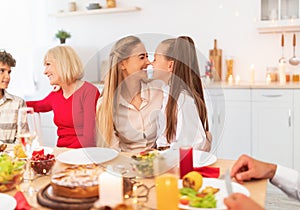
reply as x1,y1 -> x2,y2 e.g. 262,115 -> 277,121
286,70 -> 291,82
266,67 -> 278,82
106,0 -> 116,8
292,72 -> 300,83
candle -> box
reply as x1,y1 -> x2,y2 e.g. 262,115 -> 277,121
228,74 -> 233,85
99,171 -> 123,206
179,147 -> 193,179
250,64 -> 255,83
278,61 -> 286,85
266,74 -> 271,84
235,75 -> 240,84
155,173 -> 179,210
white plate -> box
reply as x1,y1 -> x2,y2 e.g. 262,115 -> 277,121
178,178 -> 250,210
0,193 -> 17,210
193,150 -> 217,167
57,147 -> 119,165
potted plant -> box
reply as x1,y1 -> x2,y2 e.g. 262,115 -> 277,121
55,29 -> 71,44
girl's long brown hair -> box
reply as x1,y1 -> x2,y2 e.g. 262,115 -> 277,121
165,36 -> 209,143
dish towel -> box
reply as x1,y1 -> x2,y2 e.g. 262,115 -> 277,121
193,166 -> 220,178
14,191 -> 31,210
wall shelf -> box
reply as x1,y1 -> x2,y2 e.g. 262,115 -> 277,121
256,19 -> 300,33
49,6 -> 141,18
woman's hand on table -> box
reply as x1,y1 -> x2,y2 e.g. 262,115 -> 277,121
224,193 -> 265,210
231,154 -> 277,183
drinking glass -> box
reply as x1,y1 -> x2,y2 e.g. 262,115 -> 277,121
155,173 -> 178,210
16,107 -> 40,193
225,56 -> 234,82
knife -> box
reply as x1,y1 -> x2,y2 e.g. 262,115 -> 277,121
225,169 -> 233,196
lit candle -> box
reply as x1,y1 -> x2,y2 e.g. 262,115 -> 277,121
179,147 -> 193,179
228,74 -> 233,85
235,75 -> 240,84
99,171 -> 123,206
266,74 -> 271,84
250,64 -> 255,83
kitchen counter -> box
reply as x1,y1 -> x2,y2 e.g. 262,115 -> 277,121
205,82 -> 300,89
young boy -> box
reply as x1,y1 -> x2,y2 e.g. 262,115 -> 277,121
0,50 -> 26,143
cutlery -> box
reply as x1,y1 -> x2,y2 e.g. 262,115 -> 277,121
289,33 -> 300,65
224,169 -> 233,196
279,33 -> 286,63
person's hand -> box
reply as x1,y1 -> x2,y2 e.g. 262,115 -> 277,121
224,193 -> 265,210
231,154 -> 277,183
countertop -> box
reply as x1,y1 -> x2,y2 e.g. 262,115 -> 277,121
204,82 -> 300,89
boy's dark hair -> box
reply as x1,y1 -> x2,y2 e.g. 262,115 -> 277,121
0,50 -> 16,67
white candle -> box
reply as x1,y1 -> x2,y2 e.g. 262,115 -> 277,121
278,61 -> 286,85
235,75 -> 240,84
266,74 -> 271,84
250,64 -> 255,83
228,74 -> 233,85
99,171 -> 123,206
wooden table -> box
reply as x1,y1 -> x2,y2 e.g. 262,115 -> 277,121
5,147 -> 267,209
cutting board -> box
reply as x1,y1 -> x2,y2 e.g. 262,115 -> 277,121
37,184 -> 98,210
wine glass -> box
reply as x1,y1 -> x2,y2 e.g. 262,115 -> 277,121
16,107 -> 40,194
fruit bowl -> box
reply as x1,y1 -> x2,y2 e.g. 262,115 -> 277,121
30,158 -> 55,175
0,154 -> 25,192
30,149 -> 55,175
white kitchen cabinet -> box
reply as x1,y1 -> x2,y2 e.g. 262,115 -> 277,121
252,89 -> 293,168
216,89 -> 252,160
204,88 -> 251,160
294,89 -> 300,171
257,0 -> 300,33
204,87 -> 225,155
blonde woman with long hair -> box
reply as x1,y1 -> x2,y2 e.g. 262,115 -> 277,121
96,35 -> 163,152
27,45 -> 100,148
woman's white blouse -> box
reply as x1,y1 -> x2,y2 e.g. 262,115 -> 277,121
156,86 -> 206,150
97,80 -> 164,153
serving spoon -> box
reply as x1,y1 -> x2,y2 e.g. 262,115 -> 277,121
289,33 -> 300,66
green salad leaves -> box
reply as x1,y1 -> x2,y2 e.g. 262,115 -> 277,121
0,154 -> 25,183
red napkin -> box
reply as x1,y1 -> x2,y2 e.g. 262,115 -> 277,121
193,166 -> 220,178
14,191 -> 31,210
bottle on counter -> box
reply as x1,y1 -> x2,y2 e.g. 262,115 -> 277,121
209,39 -> 222,81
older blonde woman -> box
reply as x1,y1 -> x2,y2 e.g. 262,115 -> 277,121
27,45 -> 100,148
96,35 -> 163,152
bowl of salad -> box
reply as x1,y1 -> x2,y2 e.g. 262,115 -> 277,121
0,154 -> 25,192
131,150 -> 159,178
